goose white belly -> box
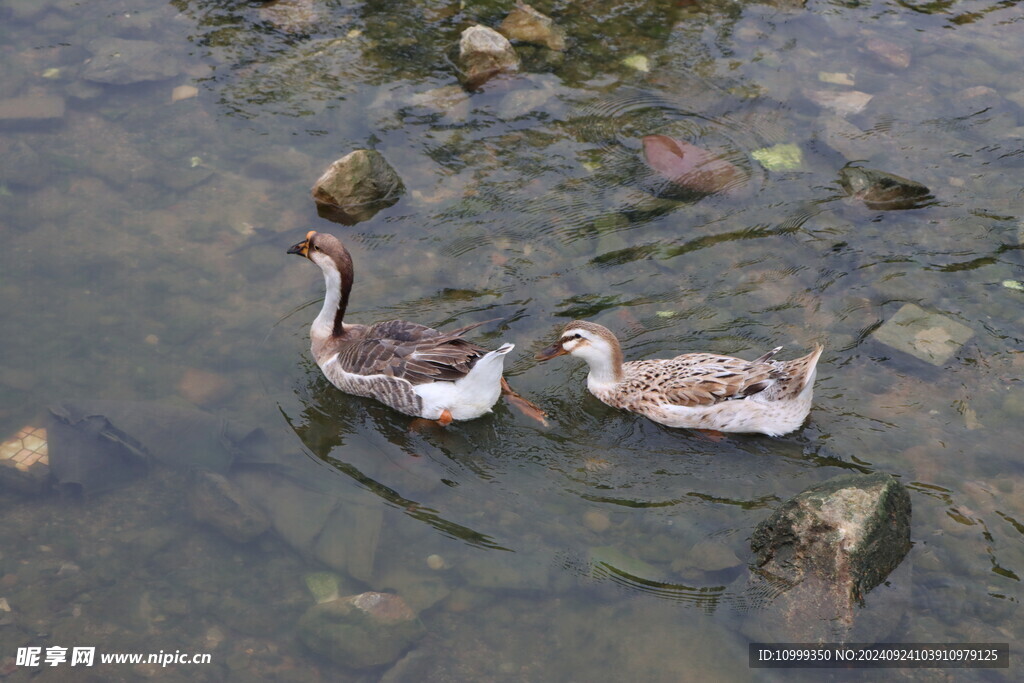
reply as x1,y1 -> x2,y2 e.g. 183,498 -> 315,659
412,343 -> 513,420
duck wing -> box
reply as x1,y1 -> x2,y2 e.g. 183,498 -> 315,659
335,319 -> 492,385
631,352 -> 784,407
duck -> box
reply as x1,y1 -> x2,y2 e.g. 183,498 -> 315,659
535,320 -> 823,436
288,230 -> 519,425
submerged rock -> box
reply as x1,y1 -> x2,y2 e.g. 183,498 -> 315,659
864,37 -> 910,69
751,142 -> 803,171
187,471 -> 269,543
458,25 -> 520,90
641,134 -> 745,196
0,95 -> 65,122
82,38 -> 181,85
304,571 -> 342,604
871,303 -> 974,365
298,592 -> 425,669
499,2 -> 566,51
838,165 -> 931,210
311,149 -> 405,225
803,88 -> 873,116
750,472 -> 911,606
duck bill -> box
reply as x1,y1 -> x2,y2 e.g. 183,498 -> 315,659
535,343 -> 569,361
287,239 -> 309,257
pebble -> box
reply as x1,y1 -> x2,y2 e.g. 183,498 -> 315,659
818,71 -> 855,86
171,85 -> 198,102
582,510 -> 611,533
804,89 -> 873,116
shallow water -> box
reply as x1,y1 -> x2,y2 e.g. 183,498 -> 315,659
1,0 -> 1023,680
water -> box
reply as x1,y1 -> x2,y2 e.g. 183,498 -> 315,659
1,0 -> 1022,680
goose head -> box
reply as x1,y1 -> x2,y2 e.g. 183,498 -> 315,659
287,230 -> 352,275
535,320 -> 624,383
288,230 -> 354,339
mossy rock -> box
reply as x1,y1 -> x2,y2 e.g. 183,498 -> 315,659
751,472 -> 911,604
298,593 -> 425,669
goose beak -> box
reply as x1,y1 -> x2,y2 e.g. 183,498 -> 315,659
287,239 -> 310,258
535,343 -> 569,361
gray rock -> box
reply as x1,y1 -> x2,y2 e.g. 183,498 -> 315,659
751,472 -> 911,606
838,165 -> 931,210
458,25 -> 520,90
188,471 -> 270,543
82,38 -> 181,85
871,303 -> 974,365
298,592 -> 425,669
311,149 -> 405,225
499,2 -> 566,51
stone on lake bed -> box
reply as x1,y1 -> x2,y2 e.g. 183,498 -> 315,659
641,134 -> 745,196
818,71 -> 855,86
187,471 -> 270,543
871,303 -> 974,365
751,143 -> 802,171
304,571 -> 341,604
298,592 -> 425,669
621,54 -> 650,72
82,38 -> 181,85
0,95 -> 65,121
171,85 -> 198,102
803,88 -> 873,115
864,37 -> 911,69
458,25 -> 520,90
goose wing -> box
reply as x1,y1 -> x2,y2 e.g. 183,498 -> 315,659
335,319 -> 491,385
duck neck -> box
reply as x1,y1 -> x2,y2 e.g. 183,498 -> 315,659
311,253 -> 353,343
583,341 -> 625,387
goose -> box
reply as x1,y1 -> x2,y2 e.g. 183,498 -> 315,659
536,320 -> 823,436
288,230 -> 521,424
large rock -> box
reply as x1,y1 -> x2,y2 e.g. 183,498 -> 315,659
641,134 -> 745,197
311,149 -> 405,225
499,2 -> 566,51
838,165 -> 931,210
871,303 -> 974,365
751,472 -> 911,606
187,471 -> 269,543
458,25 -> 520,90
82,38 -> 181,85
298,592 -> 425,669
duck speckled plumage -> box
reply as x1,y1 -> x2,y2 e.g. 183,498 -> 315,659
288,231 -> 513,423
536,320 -> 823,436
